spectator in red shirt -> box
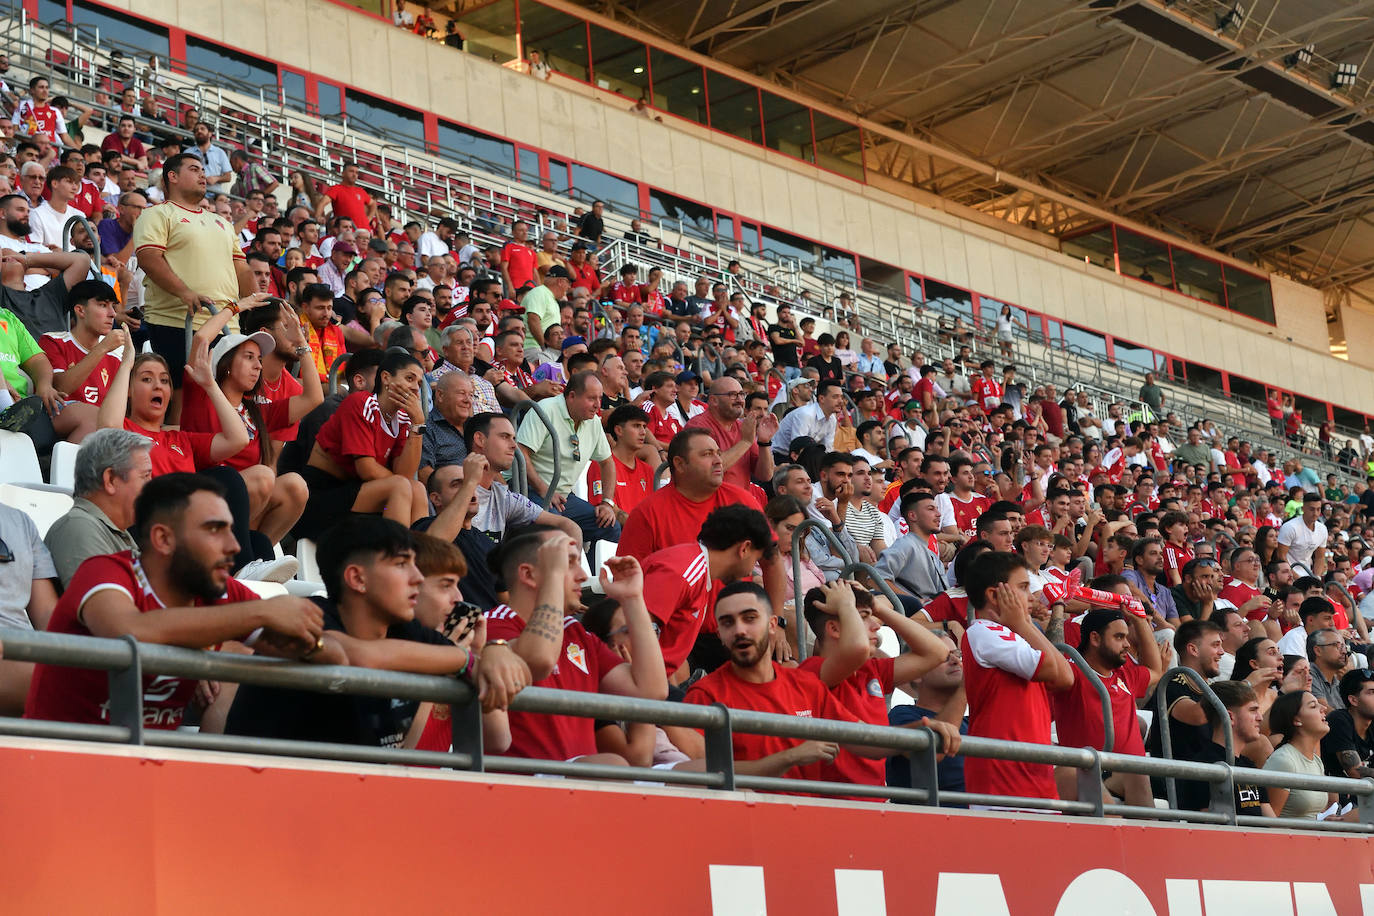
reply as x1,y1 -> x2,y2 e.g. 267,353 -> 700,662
567,241 -> 599,295
799,580 -> 958,786
587,404 -> 655,523
961,551 -> 1075,803
40,279 -> 127,410
1050,592 -> 1163,809
315,161 -> 376,230
298,350 -> 427,534
487,526 -> 667,763
100,115 -> 148,171
610,263 -> 641,306
1160,509 -> 1194,588
500,219 -> 536,295
640,504 -> 775,678
641,370 -> 681,455
685,376 -> 778,492
25,472 -> 333,729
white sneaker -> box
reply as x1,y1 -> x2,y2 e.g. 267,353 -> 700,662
236,556 -> 300,584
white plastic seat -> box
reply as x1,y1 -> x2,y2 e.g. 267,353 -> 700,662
876,625 -> 900,658
0,483 -> 74,538
585,539 -> 617,595
296,538 -> 320,582
239,580 -> 289,599
0,430 -> 43,485
48,440 -> 78,491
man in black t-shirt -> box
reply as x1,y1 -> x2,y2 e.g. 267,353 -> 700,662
412,456 -> 503,613
1322,669 -> 1374,803
806,332 -> 844,384
1175,681 -> 1274,817
1145,619 -> 1224,797
225,516 -> 530,746
768,303 -> 801,380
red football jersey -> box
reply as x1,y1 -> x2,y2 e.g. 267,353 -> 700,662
1163,542 -> 1194,580
485,606 -> 623,761
1051,660 -> 1149,756
919,589 -> 968,625
501,242 -> 536,290
324,183 -> 372,227
970,376 -> 1003,411
255,370 -> 304,441
936,491 -> 990,540
123,418 -> 214,475
610,280 -> 641,305
643,400 -> 681,444
961,619 -> 1058,800
684,662 -> 858,788
640,542 -> 717,674
14,99 -> 63,144
25,551 -> 258,728
797,655 -> 896,786
640,287 -> 665,316
570,262 -> 599,295
1219,577 -> 1267,621
586,452 -> 654,516
616,481 -> 764,562
39,332 -> 122,405
179,368 -> 294,471
314,391 -> 413,477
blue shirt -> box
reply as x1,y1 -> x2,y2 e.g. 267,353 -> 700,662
98,219 -> 131,256
1122,568 -> 1178,621
887,704 -> 967,805
191,143 -> 233,184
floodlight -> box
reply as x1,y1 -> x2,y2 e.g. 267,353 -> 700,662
1332,62 -> 1358,89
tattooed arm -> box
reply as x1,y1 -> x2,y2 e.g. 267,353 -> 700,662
511,533 -> 577,681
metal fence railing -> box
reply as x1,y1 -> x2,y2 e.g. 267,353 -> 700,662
3,626 -> 1372,830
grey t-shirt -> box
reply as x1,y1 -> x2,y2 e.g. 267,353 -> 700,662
0,504 -> 57,629
0,274 -> 69,336
473,480 -> 543,540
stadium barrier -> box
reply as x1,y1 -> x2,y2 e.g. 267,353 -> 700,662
2,626 -> 1371,831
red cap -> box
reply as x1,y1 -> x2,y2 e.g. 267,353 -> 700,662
498,298 -> 522,312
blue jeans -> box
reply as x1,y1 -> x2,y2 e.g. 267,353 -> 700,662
560,493 -> 622,544
782,365 -> 801,383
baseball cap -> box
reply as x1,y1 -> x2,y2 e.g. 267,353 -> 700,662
544,264 -> 572,280
676,370 -> 699,384
498,298 -> 522,312
332,241 -> 358,256
786,377 -> 814,393
210,331 -> 276,374
561,335 -> 587,350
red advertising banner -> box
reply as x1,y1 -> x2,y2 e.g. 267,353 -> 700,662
2,739 -> 1372,915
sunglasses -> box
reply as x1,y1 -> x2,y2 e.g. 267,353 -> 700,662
568,432 -> 581,463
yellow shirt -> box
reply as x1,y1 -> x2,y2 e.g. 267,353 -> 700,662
132,201 -> 244,331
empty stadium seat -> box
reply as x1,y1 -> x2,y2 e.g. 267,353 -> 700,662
240,580 -> 289,600
0,483 -> 73,538
0,431 -> 43,486
48,440 -> 77,492
296,538 -> 321,583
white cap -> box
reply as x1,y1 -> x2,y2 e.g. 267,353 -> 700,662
209,331 -> 277,374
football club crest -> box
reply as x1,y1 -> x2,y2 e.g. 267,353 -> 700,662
566,642 -> 588,674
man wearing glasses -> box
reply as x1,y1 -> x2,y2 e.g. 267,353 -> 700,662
685,376 -> 777,493
1308,628 -> 1351,711
515,370 -> 620,545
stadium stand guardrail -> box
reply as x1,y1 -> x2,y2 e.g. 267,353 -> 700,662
2,625 -> 1372,830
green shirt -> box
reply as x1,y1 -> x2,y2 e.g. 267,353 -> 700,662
515,394 -> 610,498
0,307 -> 41,396
1172,443 -> 1212,470
521,284 -> 560,352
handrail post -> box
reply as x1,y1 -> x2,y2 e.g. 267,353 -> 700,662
449,695 -> 485,773
60,213 -> 101,266
1154,665 -> 1232,813
1055,643 -> 1113,753
326,351 -> 351,396
107,634 -> 144,745
1078,747 -> 1105,818
907,726 -> 940,808
704,703 -> 735,792
184,302 -> 220,357
508,399 -> 561,507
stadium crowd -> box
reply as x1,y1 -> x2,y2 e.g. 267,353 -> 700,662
2,59 -> 1374,818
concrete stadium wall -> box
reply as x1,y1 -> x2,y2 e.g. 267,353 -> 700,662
116,0 -> 1374,410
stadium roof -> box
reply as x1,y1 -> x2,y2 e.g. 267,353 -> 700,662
566,0 -> 1374,310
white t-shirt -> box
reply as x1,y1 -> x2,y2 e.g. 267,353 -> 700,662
416,230 -> 448,261
1277,516 -> 1327,571
28,200 -> 72,248
0,234 -> 52,290
1277,626 -> 1307,657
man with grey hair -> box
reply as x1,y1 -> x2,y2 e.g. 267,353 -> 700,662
1308,627 -> 1349,711
43,427 -> 152,585
419,369 -> 474,484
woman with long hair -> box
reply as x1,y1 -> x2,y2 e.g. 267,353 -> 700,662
833,330 -> 857,368
96,314 -> 277,576
178,296 -> 324,550
763,494 -> 824,607
346,286 -> 387,351
1255,525 -> 1280,571
1263,690 -> 1340,819
287,169 -> 324,213
298,349 -> 428,535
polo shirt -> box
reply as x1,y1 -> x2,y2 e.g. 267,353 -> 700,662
419,408 -> 467,472
515,394 -> 611,499
43,496 -> 138,586
0,305 -> 41,395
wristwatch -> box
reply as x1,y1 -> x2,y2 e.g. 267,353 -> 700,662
602,498 -> 616,508
293,345 -> 310,357
411,424 -> 427,434
758,439 -> 773,447
486,639 -> 512,649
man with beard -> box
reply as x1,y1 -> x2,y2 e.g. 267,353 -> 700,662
685,376 -> 776,492
1146,618 -> 1225,798
682,581 -> 897,785
0,193 -> 96,330
1121,536 -> 1180,632
1051,592 -> 1163,808
25,473 -> 333,728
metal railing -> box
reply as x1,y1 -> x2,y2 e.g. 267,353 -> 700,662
2,626 -> 1372,828
1155,665 -> 1234,815
507,398 -> 560,506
